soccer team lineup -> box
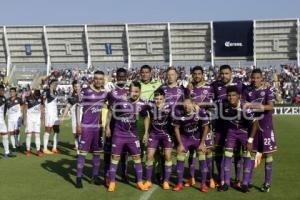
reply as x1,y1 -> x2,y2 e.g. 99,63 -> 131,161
1,64 -> 278,194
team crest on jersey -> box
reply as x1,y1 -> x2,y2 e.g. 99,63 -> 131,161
218,87 -> 222,91
2,98 -> 4,101
38,99 -> 41,103
194,115 -> 200,121
249,92 -> 252,97
203,90 -> 208,95
15,100 -> 18,103
260,91 -> 265,96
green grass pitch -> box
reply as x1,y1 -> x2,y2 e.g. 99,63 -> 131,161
0,116 -> 300,200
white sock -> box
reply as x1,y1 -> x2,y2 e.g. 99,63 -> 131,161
10,135 -> 16,148
26,134 -> 32,151
35,133 -> 41,151
2,135 -> 10,154
17,134 -> 21,146
43,132 -> 50,151
53,133 -> 58,150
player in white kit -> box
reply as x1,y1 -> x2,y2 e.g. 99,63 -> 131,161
0,85 -> 15,158
6,87 -> 24,152
24,89 -> 43,157
42,79 -> 60,154
61,80 -> 82,155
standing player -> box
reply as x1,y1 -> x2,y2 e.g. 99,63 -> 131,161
187,66 -> 215,188
218,86 -> 258,192
106,81 -> 149,192
76,71 -> 108,188
24,89 -> 43,156
61,80 -> 82,155
6,87 -> 24,151
143,89 -> 173,190
0,85 -> 15,157
243,68 -> 277,192
172,97 -> 210,192
42,79 -> 60,154
211,65 -> 245,186
104,68 -> 130,185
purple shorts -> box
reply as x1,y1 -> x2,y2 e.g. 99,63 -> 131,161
225,128 -> 248,150
253,129 -> 277,153
181,135 -> 200,152
148,134 -> 173,149
214,131 -> 226,148
111,136 -> 141,156
79,128 -> 103,152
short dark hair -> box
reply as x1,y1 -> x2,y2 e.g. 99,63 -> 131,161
129,81 -> 141,90
116,68 -> 127,75
94,70 -> 105,76
192,66 -> 204,74
220,65 -> 232,72
226,86 -> 240,95
72,80 -> 79,87
166,66 -> 177,73
154,88 -> 165,97
140,65 -> 152,72
251,68 -> 263,75
0,84 -> 5,90
10,87 -> 17,92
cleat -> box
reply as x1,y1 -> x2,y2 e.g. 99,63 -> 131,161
76,178 -> 83,189
261,183 -> 270,193
108,182 -> 116,192
52,149 -> 60,154
201,184 -> 208,192
209,178 -> 216,189
36,150 -> 43,157
137,182 -> 148,191
43,149 -> 54,155
90,176 -> 101,185
4,153 -> 16,158
144,181 -> 152,189
232,180 -> 241,189
218,183 -> 229,192
104,176 -> 110,187
173,184 -> 183,191
184,178 -> 196,187
240,184 -> 250,193
25,151 -> 31,157
162,181 -> 170,190
12,148 -> 17,153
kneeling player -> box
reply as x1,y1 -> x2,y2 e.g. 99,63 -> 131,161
173,97 -> 210,192
218,86 -> 258,192
24,89 -> 43,156
143,89 -> 173,190
106,81 -> 148,192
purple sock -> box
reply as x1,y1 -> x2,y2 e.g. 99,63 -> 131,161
242,157 -> 252,186
176,160 -> 185,184
146,164 -> 153,181
76,155 -> 86,178
188,155 -> 196,178
92,155 -> 100,177
206,156 -> 213,180
109,162 -> 118,182
249,159 -> 255,184
199,160 -> 208,184
215,154 -> 223,182
234,156 -> 242,181
224,156 -> 232,186
134,162 -> 143,182
164,164 -> 172,182
220,157 -> 225,183
265,161 -> 273,185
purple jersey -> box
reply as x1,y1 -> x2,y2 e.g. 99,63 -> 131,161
111,98 -> 148,138
211,79 -> 245,102
147,103 -> 172,136
107,84 -> 129,105
243,85 -> 274,130
221,99 -> 255,133
159,84 -> 187,105
188,82 -> 214,104
80,85 -> 108,129
173,108 -> 209,139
